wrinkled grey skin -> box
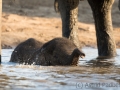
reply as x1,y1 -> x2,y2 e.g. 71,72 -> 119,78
55,0 -> 80,48
29,38 -> 85,66
10,38 -> 43,64
55,0 -> 118,59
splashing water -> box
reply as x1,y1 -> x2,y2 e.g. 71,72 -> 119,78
0,48 -> 120,90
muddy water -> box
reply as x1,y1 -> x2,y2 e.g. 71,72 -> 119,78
1,48 -> 120,90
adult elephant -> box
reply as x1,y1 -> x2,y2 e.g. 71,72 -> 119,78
55,0 -> 118,58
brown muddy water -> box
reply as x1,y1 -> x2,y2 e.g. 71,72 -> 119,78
0,48 -> 120,90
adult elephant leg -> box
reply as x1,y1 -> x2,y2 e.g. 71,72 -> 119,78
87,0 -> 116,58
57,0 -> 80,47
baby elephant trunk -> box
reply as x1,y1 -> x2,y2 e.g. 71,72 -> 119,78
71,48 -> 85,65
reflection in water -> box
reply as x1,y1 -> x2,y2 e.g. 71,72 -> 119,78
0,48 -> 120,90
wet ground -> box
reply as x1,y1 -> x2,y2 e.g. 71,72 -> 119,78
1,48 -> 120,90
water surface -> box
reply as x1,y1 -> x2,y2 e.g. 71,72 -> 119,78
1,48 -> 120,90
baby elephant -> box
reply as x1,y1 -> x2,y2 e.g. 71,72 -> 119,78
29,37 -> 85,66
10,38 -> 43,64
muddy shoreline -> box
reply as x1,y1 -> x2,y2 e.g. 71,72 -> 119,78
2,0 -> 120,49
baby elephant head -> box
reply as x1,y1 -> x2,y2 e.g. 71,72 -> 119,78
71,48 -> 85,65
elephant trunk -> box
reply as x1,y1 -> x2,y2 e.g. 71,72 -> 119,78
88,0 -> 116,58
70,48 -> 85,65
57,0 -> 80,48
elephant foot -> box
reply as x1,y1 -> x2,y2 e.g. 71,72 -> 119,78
87,57 -> 115,67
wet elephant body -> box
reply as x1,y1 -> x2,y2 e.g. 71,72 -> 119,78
29,37 -> 85,66
10,38 -> 85,66
10,38 -> 43,64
